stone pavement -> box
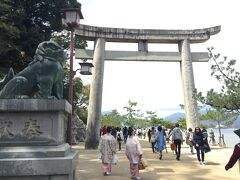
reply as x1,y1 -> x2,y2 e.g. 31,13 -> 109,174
73,140 -> 239,180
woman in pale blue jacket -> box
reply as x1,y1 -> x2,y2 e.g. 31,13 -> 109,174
154,126 -> 166,160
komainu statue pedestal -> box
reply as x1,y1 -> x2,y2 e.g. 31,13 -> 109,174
0,99 -> 78,180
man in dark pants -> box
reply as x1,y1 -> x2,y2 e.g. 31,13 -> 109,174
123,126 -> 128,143
171,123 -> 183,160
147,128 -> 152,143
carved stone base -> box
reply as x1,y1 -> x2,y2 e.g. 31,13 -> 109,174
0,99 -> 78,180
0,147 -> 78,180
0,99 -> 71,146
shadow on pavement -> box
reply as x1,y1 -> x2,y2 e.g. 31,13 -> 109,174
73,140 -> 238,180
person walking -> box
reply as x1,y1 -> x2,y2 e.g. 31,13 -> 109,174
116,127 -> 124,151
150,127 -> 156,153
143,128 -> 147,139
209,128 -> 216,146
192,127 -> 205,165
171,123 -> 183,160
147,128 -> 152,143
167,127 -> 173,144
98,126 -> 117,176
125,127 -> 143,180
154,126 -> 166,160
111,127 -> 117,139
186,128 -> 194,154
225,128 -> 240,171
123,126 -> 128,143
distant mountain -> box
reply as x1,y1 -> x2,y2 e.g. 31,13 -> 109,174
200,116 -> 240,128
232,116 -> 240,128
200,120 -> 218,127
101,111 -> 111,115
165,112 -> 185,123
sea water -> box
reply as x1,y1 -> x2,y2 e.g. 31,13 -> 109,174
208,128 -> 239,147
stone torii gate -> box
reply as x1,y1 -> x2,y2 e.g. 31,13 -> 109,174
75,24 -> 221,149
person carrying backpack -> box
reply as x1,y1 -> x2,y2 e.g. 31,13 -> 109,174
186,128 -> 194,154
116,128 -> 123,151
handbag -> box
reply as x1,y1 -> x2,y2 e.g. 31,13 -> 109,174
203,142 -> 211,153
117,133 -> 122,141
112,154 -> 118,165
170,143 -> 176,151
138,158 -> 148,170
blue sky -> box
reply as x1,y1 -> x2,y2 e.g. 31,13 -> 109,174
76,0 -> 240,117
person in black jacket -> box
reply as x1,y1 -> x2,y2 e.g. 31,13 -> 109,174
192,127 -> 205,165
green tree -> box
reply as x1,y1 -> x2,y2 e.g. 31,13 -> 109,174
204,47 -> 240,113
62,63 -> 90,124
101,109 -> 124,127
51,31 -> 87,50
161,120 -> 174,129
149,117 -> 164,127
178,118 -> 187,129
194,47 -> 240,146
195,47 -> 240,112
0,0 -> 83,72
0,0 -> 22,72
145,111 -> 157,120
123,100 -> 139,126
77,84 -> 90,124
145,111 -> 158,127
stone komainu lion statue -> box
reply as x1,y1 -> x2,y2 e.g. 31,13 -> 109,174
0,41 -> 65,99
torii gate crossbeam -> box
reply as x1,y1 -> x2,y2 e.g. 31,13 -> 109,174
74,24 -> 221,149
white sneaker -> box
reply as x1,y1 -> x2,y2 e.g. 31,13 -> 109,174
199,161 -> 202,165
202,162 -> 206,165
135,177 -> 142,180
104,172 -> 111,176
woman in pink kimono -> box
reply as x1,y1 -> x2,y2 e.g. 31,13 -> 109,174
98,126 -> 117,176
125,127 -> 143,180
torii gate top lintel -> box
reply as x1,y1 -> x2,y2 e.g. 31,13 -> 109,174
75,24 -> 221,43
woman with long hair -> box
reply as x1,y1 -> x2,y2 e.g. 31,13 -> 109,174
192,127 -> 205,165
125,127 -> 143,180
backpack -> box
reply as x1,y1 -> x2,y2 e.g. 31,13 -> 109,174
117,133 -> 122,141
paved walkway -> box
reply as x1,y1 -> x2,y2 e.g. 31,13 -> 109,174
73,140 -> 239,180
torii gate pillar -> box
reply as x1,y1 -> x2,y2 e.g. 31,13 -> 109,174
179,39 -> 199,128
85,38 -> 105,149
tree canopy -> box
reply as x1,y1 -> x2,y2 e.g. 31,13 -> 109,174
0,0 -> 82,72
101,100 -> 175,129
0,0 -> 90,124
203,47 -> 240,113
194,47 -> 240,130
